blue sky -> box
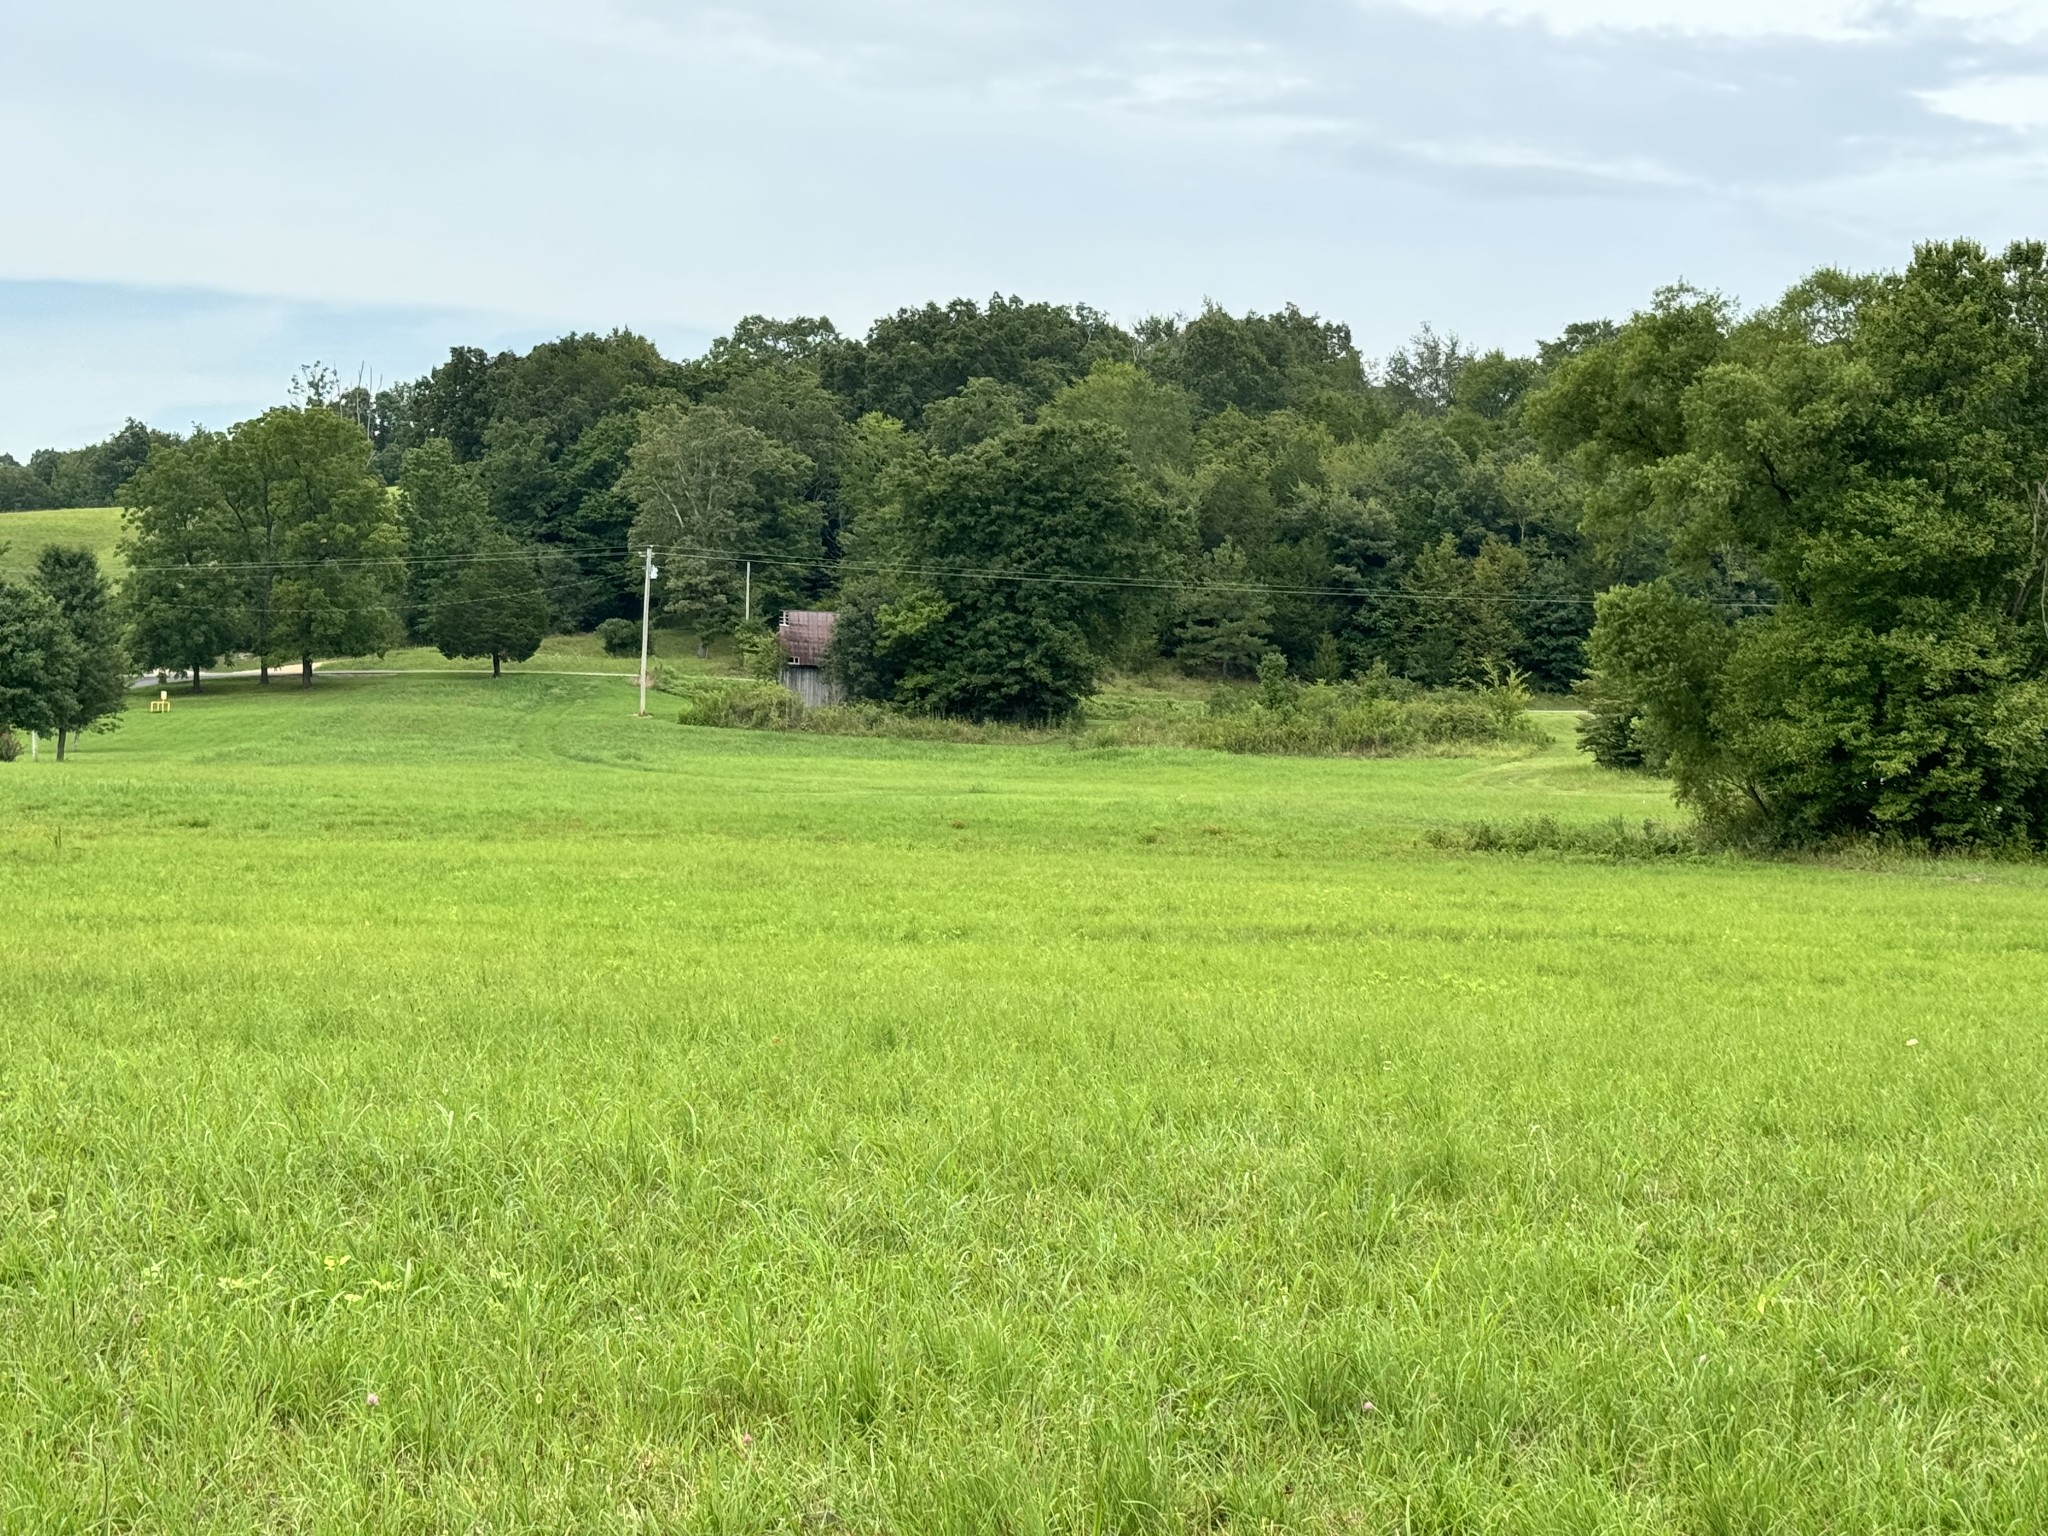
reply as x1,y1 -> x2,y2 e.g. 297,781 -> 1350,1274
4,0 -> 2046,456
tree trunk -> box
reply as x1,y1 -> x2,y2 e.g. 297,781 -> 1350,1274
492,653 -> 502,678
191,666 -> 203,693
697,639 -> 708,659
55,728 -> 67,762
260,661 -> 270,685
301,654 -> 314,687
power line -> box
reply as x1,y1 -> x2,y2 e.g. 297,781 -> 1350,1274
117,540 -> 1779,609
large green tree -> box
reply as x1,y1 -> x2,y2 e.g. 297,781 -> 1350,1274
121,443 -> 244,688
1580,241 -> 2048,846
621,403 -> 813,655
837,418 -> 1171,720
398,439 -> 491,638
249,408 -> 405,684
0,574 -> 75,749
829,297 -> 1129,423
1040,362 -> 1196,487
33,546 -> 128,758
1173,539 -> 1271,677
429,536 -> 548,677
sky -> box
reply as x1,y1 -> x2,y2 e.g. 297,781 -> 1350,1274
4,0 -> 2047,456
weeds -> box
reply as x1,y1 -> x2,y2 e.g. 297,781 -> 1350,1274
662,672 -> 1539,757
1428,814 -> 1703,859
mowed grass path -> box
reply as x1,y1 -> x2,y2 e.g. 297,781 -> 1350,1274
3,678 -> 2045,1532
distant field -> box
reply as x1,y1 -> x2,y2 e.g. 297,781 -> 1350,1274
2,677 -> 2045,1530
0,504 -> 125,578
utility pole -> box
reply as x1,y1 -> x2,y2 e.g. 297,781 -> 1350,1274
637,546 -> 658,717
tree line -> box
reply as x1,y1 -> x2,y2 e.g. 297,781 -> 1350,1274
6,240 -> 2048,849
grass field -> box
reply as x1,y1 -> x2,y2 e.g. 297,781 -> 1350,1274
0,504 -> 125,579
3,676 -> 2046,1532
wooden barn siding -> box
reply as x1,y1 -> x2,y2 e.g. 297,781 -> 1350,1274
780,664 -> 845,708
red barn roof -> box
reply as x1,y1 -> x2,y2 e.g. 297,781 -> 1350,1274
776,610 -> 837,668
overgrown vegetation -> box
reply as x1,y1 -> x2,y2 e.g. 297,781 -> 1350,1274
1427,814 -> 1701,859
661,662 -> 1538,756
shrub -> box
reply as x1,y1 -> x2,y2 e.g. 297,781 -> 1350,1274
732,620 -> 784,682
670,677 -> 803,729
1572,669 -> 1662,771
0,728 -> 17,763
596,618 -> 640,658
657,667 -> 1538,758
1190,680 -> 1537,756
1427,815 -> 1700,859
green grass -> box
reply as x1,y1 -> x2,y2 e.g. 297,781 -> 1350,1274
0,504 -> 126,578
3,676 -> 2046,1531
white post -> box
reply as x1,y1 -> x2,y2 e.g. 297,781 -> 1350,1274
29,732 -> 37,762
637,546 -> 656,717
744,560 -> 752,624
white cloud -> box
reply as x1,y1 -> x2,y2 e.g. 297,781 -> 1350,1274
1382,0 -> 2047,40
1921,72 -> 2048,128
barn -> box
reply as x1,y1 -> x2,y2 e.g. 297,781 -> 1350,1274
776,610 -> 845,708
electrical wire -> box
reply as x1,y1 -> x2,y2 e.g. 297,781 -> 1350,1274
116,540 -> 1783,610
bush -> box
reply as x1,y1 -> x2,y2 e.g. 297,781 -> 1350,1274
1427,815 -> 1700,859
1188,680 -> 1537,756
1572,670 -> 1663,771
657,668 -> 1538,758
0,727 -> 17,763
596,618 -> 640,658
670,677 -> 803,729
732,620 -> 784,682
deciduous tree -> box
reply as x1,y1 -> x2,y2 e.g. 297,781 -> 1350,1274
429,536 -> 548,676
121,441 -> 243,688
622,403 -> 811,656
838,418 -> 1171,720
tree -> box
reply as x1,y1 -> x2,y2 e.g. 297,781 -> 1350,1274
429,537 -> 548,676
838,418 -> 1171,720
32,547 -> 127,758
121,441 -> 244,689
16,420 -> 176,509
1396,535 -> 1470,687
621,403 -> 811,656
922,378 -> 1024,455
1512,558 -> 1593,691
1584,241 -> 2048,846
1523,283 -> 1731,583
420,346 -> 502,462
1461,536 -> 1531,676
0,574 -> 75,749
830,296 -> 1129,423
1382,325 -> 1473,416
0,455 -> 60,511
246,408 -> 404,684
1040,362 -> 1196,486
1145,305 -> 1367,418
398,439 -> 491,638
123,414 -> 395,688
1173,539 -> 1271,676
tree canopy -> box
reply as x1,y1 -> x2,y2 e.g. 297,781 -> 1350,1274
28,241 -> 2048,838
1558,240 -> 2048,846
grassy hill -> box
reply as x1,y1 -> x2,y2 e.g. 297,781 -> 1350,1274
2,675 -> 2043,1529
0,504 -> 125,579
